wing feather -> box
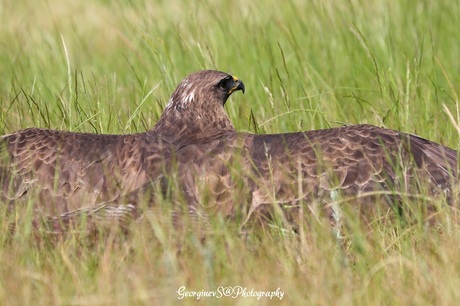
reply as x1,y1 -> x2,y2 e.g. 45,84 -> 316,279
0,128 -> 169,214
172,124 -> 458,223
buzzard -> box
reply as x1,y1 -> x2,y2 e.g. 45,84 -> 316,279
54,71 -> 459,231
3,70 -> 457,232
0,70 -> 245,223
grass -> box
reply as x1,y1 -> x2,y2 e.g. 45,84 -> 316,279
1,0 -> 460,304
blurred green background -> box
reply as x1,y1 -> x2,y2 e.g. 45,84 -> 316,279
1,0 -> 460,305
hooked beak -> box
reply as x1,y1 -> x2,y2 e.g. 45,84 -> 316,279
228,76 -> 245,95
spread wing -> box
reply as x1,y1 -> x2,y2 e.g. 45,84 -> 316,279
247,125 -> 457,202
34,124 -> 458,233
8,70 -> 457,232
167,124 -> 458,222
0,128 -> 169,214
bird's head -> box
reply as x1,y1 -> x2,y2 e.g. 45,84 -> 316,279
154,70 -> 244,143
165,70 -> 245,112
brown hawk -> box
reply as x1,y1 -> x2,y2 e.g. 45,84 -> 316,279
3,70 -> 457,232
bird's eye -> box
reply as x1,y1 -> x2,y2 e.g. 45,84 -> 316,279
217,76 -> 233,90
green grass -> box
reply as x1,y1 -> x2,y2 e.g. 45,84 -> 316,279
1,0 -> 460,305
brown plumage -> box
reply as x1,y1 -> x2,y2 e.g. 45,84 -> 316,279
175,124 -> 458,226
0,70 -> 245,221
3,70 -> 458,232
147,71 -> 459,225
54,71 -> 459,232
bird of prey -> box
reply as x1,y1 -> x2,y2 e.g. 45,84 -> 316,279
0,70 -> 246,224
3,70 -> 458,232
55,71 -> 459,231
